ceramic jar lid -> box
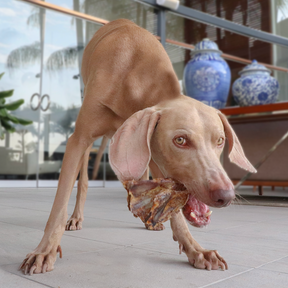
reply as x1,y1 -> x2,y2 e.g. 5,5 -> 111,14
239,60 -> 271,75
192,38 -> 222,55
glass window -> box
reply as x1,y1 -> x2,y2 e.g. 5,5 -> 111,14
165,11 -> 288,105
46,0 -> 157,35
0,0 -> 109,185
0,0 -> 41,183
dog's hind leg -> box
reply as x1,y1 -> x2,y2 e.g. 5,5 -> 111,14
66,142 -> 94,231
92,136 -> 109,180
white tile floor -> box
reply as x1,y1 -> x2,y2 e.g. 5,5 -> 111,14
0,186 -> 288,288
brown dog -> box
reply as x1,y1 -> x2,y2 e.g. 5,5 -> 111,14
20,19 -> 256,275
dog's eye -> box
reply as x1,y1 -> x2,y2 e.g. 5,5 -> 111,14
217,137 -> 225,146
175,137 -> 186,146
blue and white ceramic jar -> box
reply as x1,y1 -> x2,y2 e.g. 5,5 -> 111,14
232,60 -> 279,106
183,38 -> 231,109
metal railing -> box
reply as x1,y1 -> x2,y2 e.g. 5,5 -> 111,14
20,0 -> 288,73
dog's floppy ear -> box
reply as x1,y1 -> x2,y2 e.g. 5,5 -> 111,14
218,111 -> 256,173
109,107 -> 161,182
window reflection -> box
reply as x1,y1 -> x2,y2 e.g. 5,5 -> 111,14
1,0 -> 288,186
0,0 -> 157,185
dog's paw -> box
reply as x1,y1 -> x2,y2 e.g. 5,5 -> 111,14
187,249 -> 228,271
65,215 -> 83,231
19,245 -> 62,275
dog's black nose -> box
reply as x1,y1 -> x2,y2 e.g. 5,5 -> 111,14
210,189 -> 235,207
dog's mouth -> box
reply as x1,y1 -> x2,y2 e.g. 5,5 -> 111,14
182,194 -> 211,228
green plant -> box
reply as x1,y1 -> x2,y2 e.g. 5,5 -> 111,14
0,72 -> 33,140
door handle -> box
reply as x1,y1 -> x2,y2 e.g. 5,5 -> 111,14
30,93 -> 41,111
30,93 -> 51,111
40,94 -> 50,111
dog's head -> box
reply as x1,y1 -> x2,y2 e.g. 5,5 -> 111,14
109,97 -> 256,213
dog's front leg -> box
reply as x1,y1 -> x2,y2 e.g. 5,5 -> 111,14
171,211 -> 228,270
20,133 -> 93,275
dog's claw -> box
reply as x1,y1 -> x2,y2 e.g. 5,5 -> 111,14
29,265 -> 36,276
19,257 -> 28,270
179,244 -> 183,254
24,263 -> 29,275
42,263 -> 48,274
206,262 -> 212,271
57,245 -> 63,258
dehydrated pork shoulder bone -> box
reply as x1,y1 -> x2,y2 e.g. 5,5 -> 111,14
123,178 -> 188,230
123,178 -> 212,230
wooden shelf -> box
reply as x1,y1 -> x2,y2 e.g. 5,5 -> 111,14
220,102 -> 288,116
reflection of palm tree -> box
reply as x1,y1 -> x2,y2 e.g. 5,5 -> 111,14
46,46 -> 83,71
44,0 -> 156,70
49,103 -> 76,141
27,7 -> 41,27
6,5 -> 43,71
12,103 -> 77,151
11,104 -> 41,136
15,129 -> 37,159
6,103 -> 39,158
7,42 -> 41,70
6,0 -> 156,72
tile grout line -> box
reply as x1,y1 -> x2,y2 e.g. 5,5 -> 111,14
0,219 -> 160,248
0,240 -> 170,270
198,254 -> 288,287
0,214 -> 144,232
200,215 -> 288,233
1,270 -> 55,288
198,268 -> 255,288
199,226 -> 288,242
0,202 -> 128,213
63,232 -> 163,249
0,204 -> 54,213
0,220 -> 44,232
255,254 -> 288,270
0,246 -> 125,269
195,232 -> 288,245
125,244 -> 185,257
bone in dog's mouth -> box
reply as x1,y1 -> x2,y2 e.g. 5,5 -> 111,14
123,178 -> 212,230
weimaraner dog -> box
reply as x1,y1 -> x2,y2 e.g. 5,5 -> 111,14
20,19 -> 256,275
